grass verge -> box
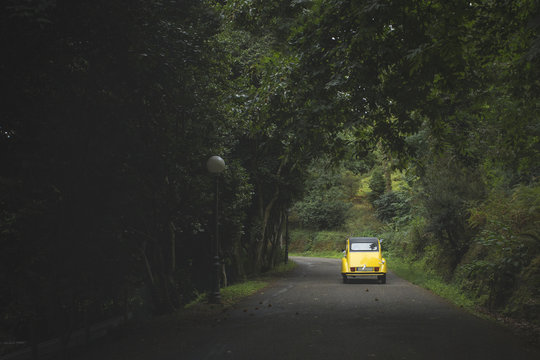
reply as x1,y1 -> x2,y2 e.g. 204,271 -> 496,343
388,253 -> 540,346
289,251 -> 342,259
183,261 -> 297,314
387,254 -> 478,312
290,250 -> 479,313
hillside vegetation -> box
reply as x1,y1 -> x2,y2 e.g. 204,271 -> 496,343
1,0 -> 538,357
289,155 -> 540,333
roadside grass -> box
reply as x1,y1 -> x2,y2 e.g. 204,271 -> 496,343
289,250 -> 342,259
289,249 -> 480,316
289,229 -> 348,254
288,175 -> 540,345
183,261 -> 297,314
387,254 -> 479,313
88,261 -> 298,354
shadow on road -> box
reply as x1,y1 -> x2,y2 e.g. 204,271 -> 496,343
341,278 -> 381,285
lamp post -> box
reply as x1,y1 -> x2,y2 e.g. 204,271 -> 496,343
285,208 -> 291,264
207,155 -> 226,304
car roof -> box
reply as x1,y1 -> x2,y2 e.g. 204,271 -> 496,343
349,237 -> 378,243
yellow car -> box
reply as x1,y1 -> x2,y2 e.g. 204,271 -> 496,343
341,237 -> 387,284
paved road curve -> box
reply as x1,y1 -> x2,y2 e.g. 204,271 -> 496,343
76,256 -> 540,360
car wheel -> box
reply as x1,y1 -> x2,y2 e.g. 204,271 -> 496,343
342,275 -> 348,284
379,274 -> 386,284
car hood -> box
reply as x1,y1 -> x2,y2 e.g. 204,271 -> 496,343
348,252 -> 382,267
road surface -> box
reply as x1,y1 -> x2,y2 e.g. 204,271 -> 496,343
75,256 -> 540,360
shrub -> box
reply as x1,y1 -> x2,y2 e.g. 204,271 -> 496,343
465,184 -> 540,311
368,168 -> 386,203
373,190 -> 411,223
293,187 -> 352,229
288,229 -> 314,252
293,161 -> 353,230
312,231 -> 348,252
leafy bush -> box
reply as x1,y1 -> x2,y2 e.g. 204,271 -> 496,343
288,229 -> 314,252
383,216 -> 428,259
373,190 -> 411,224
293,161 -> 353,230
343,201 -> 384,235
464,184 -> 540,312
418,155 -> 485,269
312,231 -> 348,252
288,229 -> 347,254
368,168 -> 386,203
341,171 -> 361,200
294,186 -> 352,229
343,153 -> 377,175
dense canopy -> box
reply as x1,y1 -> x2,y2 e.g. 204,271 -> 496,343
1,0 -> 539,356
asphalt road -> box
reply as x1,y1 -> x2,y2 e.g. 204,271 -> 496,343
75,256 -> 540,360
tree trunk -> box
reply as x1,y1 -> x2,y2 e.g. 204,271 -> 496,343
260,189 -> 279,270
221,263 -> 228,288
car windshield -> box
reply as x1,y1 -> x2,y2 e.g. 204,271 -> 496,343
350,241 -> 378,251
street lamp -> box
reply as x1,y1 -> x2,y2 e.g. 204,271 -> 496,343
285,208 -> 291,264
207,155 -> 226,304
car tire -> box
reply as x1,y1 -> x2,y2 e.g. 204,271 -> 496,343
379,274 -> 386,284
342,275 -> 348,284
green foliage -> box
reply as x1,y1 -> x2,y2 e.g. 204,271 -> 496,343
311,231 -> 349,252
415,147 -> 486,269
2,0 -> 540,349
462,184 -> 540,312
0,0 -> 315,347
340,170 -> 361,200
219,280 -> 268,307
506,255 -> 540,325
388,254 -> 478,311
1,0 -> 233,344
289,0 -> 540,331
343,153 -> 377,175
373,190 -> 411,224
289,229 -> 347,257
368,169 -> 386,196
343,202 -> 384,236
185,260 -> 296,309
380,214 -> 428,259
368,168 -> 386,203
288,228 -> 312,253
293,187 -> 351,230
293,160 -> 353,230
386,183 -> 540,325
